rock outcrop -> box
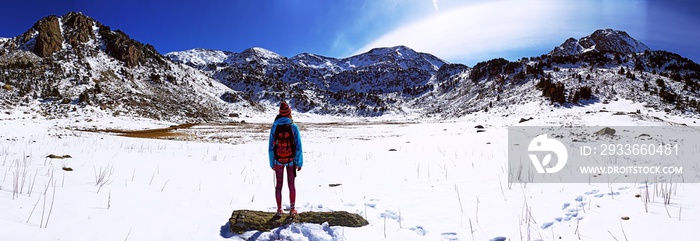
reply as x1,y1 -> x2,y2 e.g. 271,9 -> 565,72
33,16 -> 63,57
63,12 -> 94,48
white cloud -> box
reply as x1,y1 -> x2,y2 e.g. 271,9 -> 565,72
432,0 -> 439,11
354,0 -> 646,65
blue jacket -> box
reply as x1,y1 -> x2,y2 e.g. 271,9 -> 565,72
268,117 -> 303,168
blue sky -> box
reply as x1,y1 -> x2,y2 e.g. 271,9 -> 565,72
1,0 -> 698,66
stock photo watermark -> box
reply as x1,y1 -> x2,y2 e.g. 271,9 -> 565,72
508,126 -> 700,183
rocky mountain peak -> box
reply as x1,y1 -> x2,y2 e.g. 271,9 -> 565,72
62,12 -> 95,48
580,29 -> 650,53
236,47 -> 287,65
241,47 -> 283,60
344,45 -> 446,72
8,12 -> 165,68
550,29 -> 650,56
16,12 -> 95,57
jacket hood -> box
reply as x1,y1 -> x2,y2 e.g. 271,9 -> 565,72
273,117 -> 293,125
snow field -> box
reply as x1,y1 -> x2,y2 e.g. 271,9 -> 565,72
1,99 -> 699,240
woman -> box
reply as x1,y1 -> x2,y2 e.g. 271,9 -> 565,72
268,101 -> 303,216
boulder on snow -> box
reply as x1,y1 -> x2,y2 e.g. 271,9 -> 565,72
229,209 -> 368,234
594,127 -> 616,136
474,125 -> 484,129
519,117 -> 533,123
47,154 -> 72,159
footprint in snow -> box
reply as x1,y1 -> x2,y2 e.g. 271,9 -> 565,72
566,212 -> 579,218
549,194 -> 589,229
584,190 -> 600,195
490,237 -> 507,241
410,226 -> 427,236
365,199 -> 378,208
379,210 -> 401,222
441,232 -> 459,241
541,222 -> 554,229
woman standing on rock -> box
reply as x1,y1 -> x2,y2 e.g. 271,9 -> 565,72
268,101 -> 303,216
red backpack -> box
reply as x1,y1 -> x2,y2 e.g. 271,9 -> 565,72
273,123 -> 296,164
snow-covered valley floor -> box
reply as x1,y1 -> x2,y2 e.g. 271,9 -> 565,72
1,99 -> 699,241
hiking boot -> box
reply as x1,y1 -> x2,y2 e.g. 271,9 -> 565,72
275,209 -> 284,217
289,209 -> 298,216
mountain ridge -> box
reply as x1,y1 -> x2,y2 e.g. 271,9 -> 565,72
0,12 -> 247,121
2,12 -> 700,121
166,45 -> 447,72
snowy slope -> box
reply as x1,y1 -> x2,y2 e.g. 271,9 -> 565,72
165,48 -> 233,67
550,38 -> 584,56
290,53 -> 341,71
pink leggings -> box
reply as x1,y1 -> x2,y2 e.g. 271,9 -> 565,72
274,165 -> 296,210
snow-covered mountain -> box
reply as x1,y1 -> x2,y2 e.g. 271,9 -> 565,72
168,28 -> 699,119
164,48 -> 233,67
2,12 -> 699,121
337,45 -> 445,72
0,12 -> 247,121
166,45 -> 448,116
168,45 -> 445,73
550,29 -> 650,56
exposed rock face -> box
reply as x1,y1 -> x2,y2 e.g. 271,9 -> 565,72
126,44 -> 141,67
11,12 -> 166,69
63,12 -> 94,48
101,27 -> 142,67
33,16 -> 63,57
